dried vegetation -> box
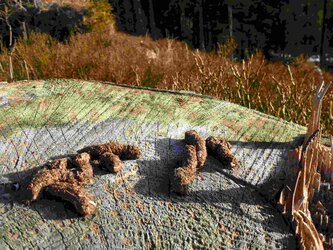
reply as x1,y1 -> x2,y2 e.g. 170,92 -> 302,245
279,81 -> 333,249
1,25 -> 333,133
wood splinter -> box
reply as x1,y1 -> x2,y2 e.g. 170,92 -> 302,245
287,81 -> 332,249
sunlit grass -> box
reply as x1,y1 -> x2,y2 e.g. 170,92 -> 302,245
41,0 -> 89,10
1,27 -> 333,134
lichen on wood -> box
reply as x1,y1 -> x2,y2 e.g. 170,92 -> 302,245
0,79 -> 307,248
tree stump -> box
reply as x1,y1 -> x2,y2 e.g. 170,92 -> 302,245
0,79 -> 305,248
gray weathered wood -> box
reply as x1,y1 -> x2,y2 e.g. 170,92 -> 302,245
0,79 -> 306,249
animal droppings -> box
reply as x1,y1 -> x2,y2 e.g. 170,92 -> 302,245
205,136 -> 240,169
27,158 -> 74,201
173,145 -> 198,194
46,182 -> 97,217
78,141 -> 141,161
184,130 -> 207,168
100,152 -> 124,173
78,141 -> 141,172
72,153 -> 94,184
26,141 -> 141,217
172,131 -> 240,195
172,130 -> 208,195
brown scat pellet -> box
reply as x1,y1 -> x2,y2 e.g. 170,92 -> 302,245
173,145 -> 198,194
184,130 -> 207,168
46,183 -> 97,217
181,145 -> 198,171
27,141 -> 141,216
27,158 -> 74,201
77,145 -> 104,159
206,136 -> 224,151
77,143 -> 117,159
48,158 -> 68,170
100,152 -> 123,173
120,145 -> 141,160
78,141 -> 141,160
72,153 -> 93,184
206,136 -> 240,169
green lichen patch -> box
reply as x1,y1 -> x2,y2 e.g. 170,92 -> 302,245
0,79 -> 305,143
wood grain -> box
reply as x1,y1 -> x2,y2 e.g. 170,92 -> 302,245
0,79 -> 306,248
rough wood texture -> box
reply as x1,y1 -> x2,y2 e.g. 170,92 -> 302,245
0,79 -> 306,249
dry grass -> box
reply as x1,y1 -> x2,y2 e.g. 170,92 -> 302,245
41,0 -> 89,10
1,27 -> 333,133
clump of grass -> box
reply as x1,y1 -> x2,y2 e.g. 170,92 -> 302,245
83,0 -> 115,32
41,0 -> 89,10
1,25 -> 333,134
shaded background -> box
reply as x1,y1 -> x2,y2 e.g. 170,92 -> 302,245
0,0 -> 333,70
110,0 -> 333,69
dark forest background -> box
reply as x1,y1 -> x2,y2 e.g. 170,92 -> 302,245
1,0 -> 333,68
110,0 -> 333,68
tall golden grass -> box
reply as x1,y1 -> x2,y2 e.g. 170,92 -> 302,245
1,27 -> 333,134
41,0 -> 89,10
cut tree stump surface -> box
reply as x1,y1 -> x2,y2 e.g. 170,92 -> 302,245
0,79 -> 306,249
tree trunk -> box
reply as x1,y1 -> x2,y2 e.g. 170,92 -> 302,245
123,0 -> 134,32
5,17 -> 14,82
228,5 -> 233,38
148,0 -> 158,37
198,0 -> 205,50
320,0 -> 328,68
0,79 -> 303,248
132,0 -> 148,35
8,54 -> 13,82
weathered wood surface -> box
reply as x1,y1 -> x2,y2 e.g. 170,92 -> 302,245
0,79 -> 306,249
